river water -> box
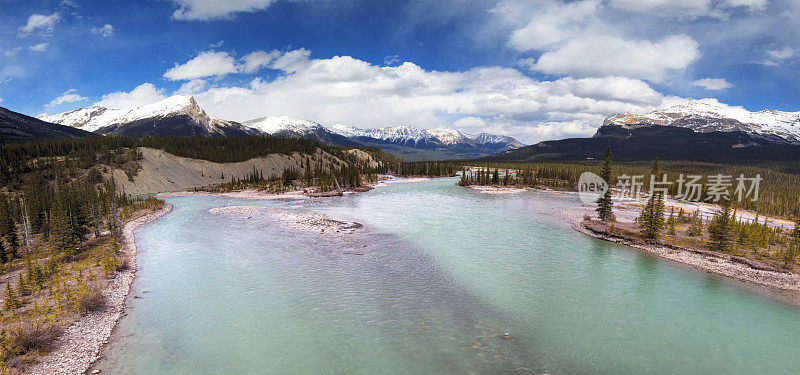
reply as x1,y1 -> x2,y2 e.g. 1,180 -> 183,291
95,178 -> 800,374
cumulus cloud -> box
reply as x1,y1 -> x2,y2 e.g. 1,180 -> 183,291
171,0 -> 277,20
503,0 -> 700,82
19,13 -> 60,36
46,89 -> 88,107
173,49 -> 668,143
240,50 -> 280,73
164,51 -> 238,80
94,83 -> 166,109
533,35 -> 700,82
176,79 -> 208,95
690,78 -> 734,90
91,24 -> 115,37
29,43 -> 50,52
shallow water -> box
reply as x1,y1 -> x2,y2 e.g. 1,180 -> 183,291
96,178 -> 800,374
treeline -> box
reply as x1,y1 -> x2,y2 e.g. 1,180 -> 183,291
0,173 -> 127,264
594,155 -> 799,265
393,161 -> 458,177
457,160 -> 800,219
0,135 -> 400,186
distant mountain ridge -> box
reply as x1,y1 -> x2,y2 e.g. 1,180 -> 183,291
39,96 -> 252,137
42,96 -> 524,160
605,99 -> 800,144
1,106 -> 93,144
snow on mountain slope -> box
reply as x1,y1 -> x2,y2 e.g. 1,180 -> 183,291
242,116 -> 325,134
327,124 -> 523,147
604,99 -> 800,143
39,95 -> 237,135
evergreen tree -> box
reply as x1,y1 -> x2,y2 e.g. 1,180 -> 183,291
793,217 -> 800,241
595,147 -> 614,221
4,282 -> 20,311
686,209 -> 703,237
667,207 -> 676,235
708,199 -> 734,252
637,159 -> 665,240
49,205 -> 78,256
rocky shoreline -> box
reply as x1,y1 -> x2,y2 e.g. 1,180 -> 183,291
27,203 -> 173,375
208,205 -> 363,235
574,221 -> 800,306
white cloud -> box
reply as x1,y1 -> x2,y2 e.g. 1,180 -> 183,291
1,47 -> 22,57
503,1 -> 700,82
240,50 -> 280,73
609,0 -> 766,17
94,83 -> 166,109
91,24 -> 115,37
690,78 -> 734,90
383,54 -> 400,66
28,42 -> 50,52
507,0 -> 600,51
29,43 -> 50,52
164,51 -> 238,80
177,49 -> 668,143
722,0 -> 768,11
210,40 -> 224,48
269,48 -> 311,73
531,35 -> 700,82
761,47 -> 796,66
47,89 -> 88,107
171,0 -> 277,20
176,79 -> 208,95
19,13 -> 60,35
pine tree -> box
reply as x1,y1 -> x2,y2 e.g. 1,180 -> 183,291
49,205 -> 78,256
595,147 -> 614,221
637,159 -> 665,240
793,217 -> 800,241
667,207 -> 676,235
708,199 -> 734,252
4,282 -> 20,311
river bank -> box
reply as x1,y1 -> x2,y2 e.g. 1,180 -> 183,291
570,214 -> 800,307
27,203 -> 173,375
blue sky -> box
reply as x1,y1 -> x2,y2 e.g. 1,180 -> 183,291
1,0 -> 798,143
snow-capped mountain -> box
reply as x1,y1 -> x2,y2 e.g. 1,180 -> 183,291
242,116 -> 324,135
604,99 -> 800,143
2,106 -> 92,144
239,116 -> 523,158
40,96 -> 250,137
41,96 -> 523,159
328,124 -> 523,149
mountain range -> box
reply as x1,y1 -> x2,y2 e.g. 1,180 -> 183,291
3,95 -> 799,164
486,100 -> 800,165
1,106 -> 92,144
37,96 -> 524,160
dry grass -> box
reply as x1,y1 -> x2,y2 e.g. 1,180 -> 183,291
116,257 -> 130,272
9,321 -> 63,353
78,284 -> 107,315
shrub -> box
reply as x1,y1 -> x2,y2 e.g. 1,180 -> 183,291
116,257 -> 130,272
9,321 -> 62,353
78,284 -> 107,315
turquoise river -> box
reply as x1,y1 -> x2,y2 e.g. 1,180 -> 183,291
93,177 -> 800,374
